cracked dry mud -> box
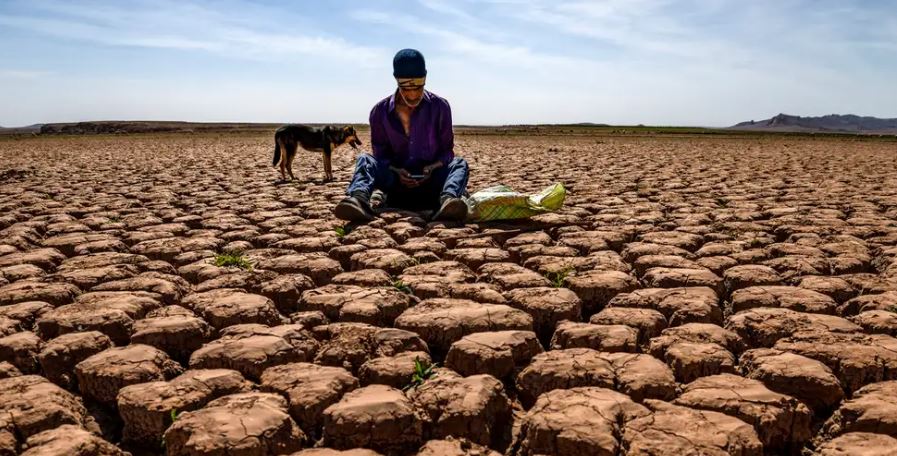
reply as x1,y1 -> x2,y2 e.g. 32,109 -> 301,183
1,131 -> 897,455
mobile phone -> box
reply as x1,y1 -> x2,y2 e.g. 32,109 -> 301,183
409,174 -> 426,180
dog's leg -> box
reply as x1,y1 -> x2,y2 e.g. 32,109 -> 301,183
323,150 -> 334,182
286,145 -> 297,180
277,138 -> 287,181
322,141 -> 333,182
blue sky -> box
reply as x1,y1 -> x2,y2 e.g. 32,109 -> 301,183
1,0 -> 895,127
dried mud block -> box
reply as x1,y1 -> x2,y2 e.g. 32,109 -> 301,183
181,288 -> 286,330
739,348 -> 843,414
322,385 -> 423,455
0,375 -> 95,441
313,323 -> 427,374
607,287 -> 722,326
653,339 -> 736,384
260,362 -> 359,438
38,331 -> 112,389
589,307 -> 667,345
0,301 -> 52,330
75,344 -> 183,404
163,392 -> 305,456
129,236 -> 222,262
256,253 -> 343,285
36,291 -> 161,344
797,275 -> 857,304
673,373 -> 812,450
0,280 -> 79,307
331,269 -> 392,287
550,322 -> 639,352
622,242 -> 692,262
359,351 -> 432,389
564,270 -> 639,317
722,264 -> 783,294
839,291 -> 897,316
523,251 -> 631,276
118,369 -> 252,444
729,286 -> 838,314
189,324 -> 319,381
648,323 -> 745,356
445,330 -> 543,380
407,370 -> 511,447
773,330 -> 897,394
289,449 -> 383,456
641,267 -> 723,295
395,299 -> 532,355
0,361 -> 20,379
415,437 -> 500,456
259,273 -> 317,314
299,285 -> 415,327
350,249 -> 416,276
20,424 -> 127,456
0,248 -> 66,270
130,313 -> 214,362
0,331 -> 41,374
504,287 -> 581,342
477,263 -> 550,290
602,351 -> 677,402
632,254 -> 703,277
814,432 -> 897,456
817,380 -> 897,442
726,307 -> 860,348
515,348 -> 675,406
621,400 -> 762,456
851,310 -> 897,336
91,272 -> 188,304
513,387 -> 649,456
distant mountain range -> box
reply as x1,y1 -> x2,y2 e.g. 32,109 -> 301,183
0,123 -> 42,134
732,114 -> 897,134
2,116 -> 895,136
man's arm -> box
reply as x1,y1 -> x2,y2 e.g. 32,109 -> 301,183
369,104 -> 392,167
435,98 -> 455,166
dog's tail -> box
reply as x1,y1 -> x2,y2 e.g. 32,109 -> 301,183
272,138 -> 281,167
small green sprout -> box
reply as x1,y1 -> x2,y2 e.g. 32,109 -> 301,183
403,357 -> 437,391
214,251 -> 252,270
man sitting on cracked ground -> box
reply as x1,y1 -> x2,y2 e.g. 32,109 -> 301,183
334,48 -> 470,223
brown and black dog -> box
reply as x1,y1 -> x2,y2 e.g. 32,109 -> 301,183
272,124 -> 362,181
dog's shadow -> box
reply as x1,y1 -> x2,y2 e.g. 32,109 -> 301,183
273,178 -> 337,186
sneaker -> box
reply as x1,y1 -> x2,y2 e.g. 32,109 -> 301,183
433,196 -> 468,221
334,196 -> 374,222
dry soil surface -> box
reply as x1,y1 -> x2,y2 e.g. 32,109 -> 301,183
1,131 -> 897,455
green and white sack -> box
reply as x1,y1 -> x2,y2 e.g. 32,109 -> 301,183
465,183 -> 566,222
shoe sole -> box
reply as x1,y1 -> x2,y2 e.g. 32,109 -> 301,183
434,199 -> 468,221
334,202 -> 374,222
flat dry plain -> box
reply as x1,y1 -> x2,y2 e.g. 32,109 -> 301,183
1,130 -> 897,456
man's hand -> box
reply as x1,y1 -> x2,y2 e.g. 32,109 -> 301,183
392,166 -> 421,188
417,161 -> 444,185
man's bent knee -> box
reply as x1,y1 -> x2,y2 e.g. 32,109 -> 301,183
449,157 -> 469,170
356,153 -> 377,167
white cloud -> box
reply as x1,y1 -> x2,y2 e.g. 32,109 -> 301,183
1,0 -> 895,126
0,0 -> 389,66
0,69 -> 51,79
350,9 -> 600,74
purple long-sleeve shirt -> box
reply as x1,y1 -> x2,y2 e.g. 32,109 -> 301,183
369,90 -> 454,173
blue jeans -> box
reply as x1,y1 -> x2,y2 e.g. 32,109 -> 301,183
346,154 -> 469,211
